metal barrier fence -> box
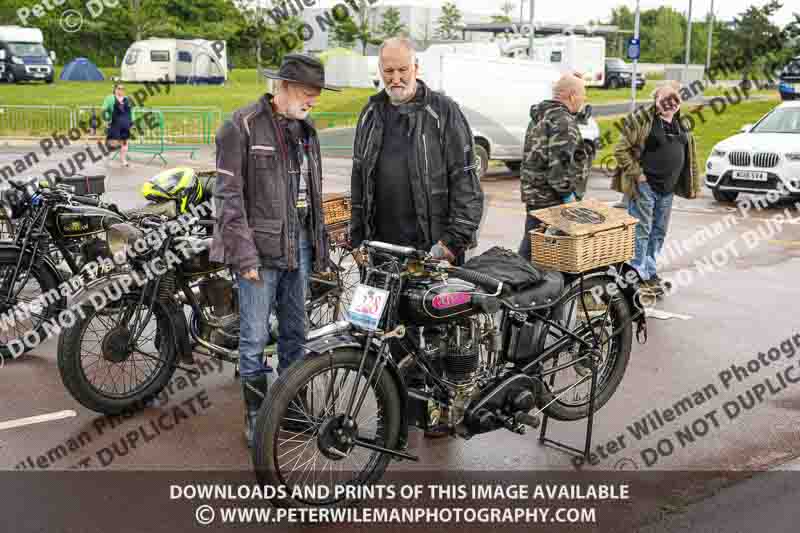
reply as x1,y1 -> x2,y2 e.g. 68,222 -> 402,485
0,105 -> 75,139
0,105 -> 360,160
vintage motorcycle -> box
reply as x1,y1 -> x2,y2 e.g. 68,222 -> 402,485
251,240 -> 646,508
56,189 -> 359,414
0,177 -> 128,358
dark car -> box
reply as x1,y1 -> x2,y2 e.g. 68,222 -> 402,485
778,57 -> 800,101
604,57 -> 646,90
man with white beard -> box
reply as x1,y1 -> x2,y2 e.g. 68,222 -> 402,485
211,54 -> 338,447
349,38 -> 484,438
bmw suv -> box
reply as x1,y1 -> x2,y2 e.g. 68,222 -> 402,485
705,101 -> 800,203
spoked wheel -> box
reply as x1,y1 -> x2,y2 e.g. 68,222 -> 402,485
57,295 -> 178,414
253,348 -> 402,508
0,252 -> 63,359
537,276 -> 632,421
306,245 -> 361,329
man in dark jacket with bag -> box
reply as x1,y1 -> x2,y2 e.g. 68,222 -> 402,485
210,54 -> 336,447
350,37 -> 484,265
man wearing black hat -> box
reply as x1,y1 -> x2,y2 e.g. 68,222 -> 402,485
210,53 -> 338,447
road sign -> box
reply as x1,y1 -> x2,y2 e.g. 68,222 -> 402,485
627,38 -> 641,61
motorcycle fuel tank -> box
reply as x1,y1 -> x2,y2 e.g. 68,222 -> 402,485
399,277 -> 480,325
50,204 -> 124,240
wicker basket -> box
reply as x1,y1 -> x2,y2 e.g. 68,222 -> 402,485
326,221 -> 350,247
323,192 -> 351,226
528,199 -> 638,273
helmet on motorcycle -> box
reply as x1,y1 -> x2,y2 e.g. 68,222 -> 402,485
141,167 -> 204,214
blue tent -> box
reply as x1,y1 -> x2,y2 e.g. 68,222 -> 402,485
60,58 -> 104,81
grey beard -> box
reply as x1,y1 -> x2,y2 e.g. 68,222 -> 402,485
386,86 -> 412,105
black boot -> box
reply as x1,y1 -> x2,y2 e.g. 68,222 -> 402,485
241,374 -> 269,448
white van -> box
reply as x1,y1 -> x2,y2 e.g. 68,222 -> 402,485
414,50 -> 601,177
121,38 -> 228,84
0,26 -> 56,83
501,35 -> 607,87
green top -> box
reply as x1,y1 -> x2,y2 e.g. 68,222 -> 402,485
101,94 -> 116,122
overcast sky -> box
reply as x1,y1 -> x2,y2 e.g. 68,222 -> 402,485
315,0 -> 797,27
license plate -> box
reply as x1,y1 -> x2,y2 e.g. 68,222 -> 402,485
733,170 -> 768,181
347,285 -> 390,331
33,73 -> 44,78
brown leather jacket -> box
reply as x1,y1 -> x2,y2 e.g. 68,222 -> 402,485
210,93 -> 327,274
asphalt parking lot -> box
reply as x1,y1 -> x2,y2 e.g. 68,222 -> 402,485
2,146 -> 800,531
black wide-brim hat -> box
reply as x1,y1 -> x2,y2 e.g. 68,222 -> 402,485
263,53 -> 341,92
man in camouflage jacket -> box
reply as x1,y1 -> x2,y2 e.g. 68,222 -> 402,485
518,74 -> 588,260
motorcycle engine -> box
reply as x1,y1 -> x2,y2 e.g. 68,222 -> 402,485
81,237 -> 112,267
424,319 -> 482,385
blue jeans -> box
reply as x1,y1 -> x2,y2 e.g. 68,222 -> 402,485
237,227 -> 312,379
627,182 -> 674,281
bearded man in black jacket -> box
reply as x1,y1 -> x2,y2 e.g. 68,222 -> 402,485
349,37 -> 484,265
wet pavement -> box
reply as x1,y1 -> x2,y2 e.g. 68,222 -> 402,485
1,145 -> 800,530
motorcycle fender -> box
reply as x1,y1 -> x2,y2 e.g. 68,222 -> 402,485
0,243 -> 64,286
303,333 -> 411,460
564,265 -> 647,340
68,272 -> 140,308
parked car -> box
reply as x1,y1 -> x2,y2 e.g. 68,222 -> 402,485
705,101 -> 800,203
604,57 -> 646,90
778,56 -> 800,101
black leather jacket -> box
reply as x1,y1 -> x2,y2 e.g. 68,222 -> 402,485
350,80 -> 484,256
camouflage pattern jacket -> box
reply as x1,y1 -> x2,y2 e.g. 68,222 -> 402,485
521,100 -> 586,211
612,108 -> 700,199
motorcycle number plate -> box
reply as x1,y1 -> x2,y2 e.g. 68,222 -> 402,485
347,285 -> 390,331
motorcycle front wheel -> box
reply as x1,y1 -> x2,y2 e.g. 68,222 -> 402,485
253,348 -> 402,508
57,294 -> 178,415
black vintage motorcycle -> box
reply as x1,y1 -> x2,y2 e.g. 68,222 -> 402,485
57,206 -> 360,414
251,240 -> 646,508
0,177 -> 128,359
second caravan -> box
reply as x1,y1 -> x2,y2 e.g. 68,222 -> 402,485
121,38 -> 228,84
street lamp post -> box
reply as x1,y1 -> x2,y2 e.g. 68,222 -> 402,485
706,0 -> 715,73
631,0 -> 640,113
684,0 -> 694,82
528,0 -> 535,59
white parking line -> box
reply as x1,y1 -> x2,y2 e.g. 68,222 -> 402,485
0,410 -> 77,431
645,309 -> 694,321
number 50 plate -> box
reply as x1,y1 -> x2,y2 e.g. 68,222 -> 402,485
347,285 -> 390,331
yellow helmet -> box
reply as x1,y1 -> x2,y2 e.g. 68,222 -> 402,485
141,167 -> 203,214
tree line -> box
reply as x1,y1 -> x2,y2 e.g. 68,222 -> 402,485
0,0 -> 796,74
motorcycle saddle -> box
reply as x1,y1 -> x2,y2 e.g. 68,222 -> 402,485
502,270 -> 564,310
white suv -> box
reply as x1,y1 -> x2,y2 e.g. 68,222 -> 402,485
705,101 -> 800,203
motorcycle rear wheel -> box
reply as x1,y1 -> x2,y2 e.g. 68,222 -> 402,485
253,348 -> 402,508
537,276 -> 632,421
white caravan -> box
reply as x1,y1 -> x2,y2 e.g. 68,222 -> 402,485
411,49 -> 600,177
501,35 -> 607,87
121,38 -> 228,84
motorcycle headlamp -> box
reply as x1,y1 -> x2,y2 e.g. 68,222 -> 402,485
107,223 -> 145,262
